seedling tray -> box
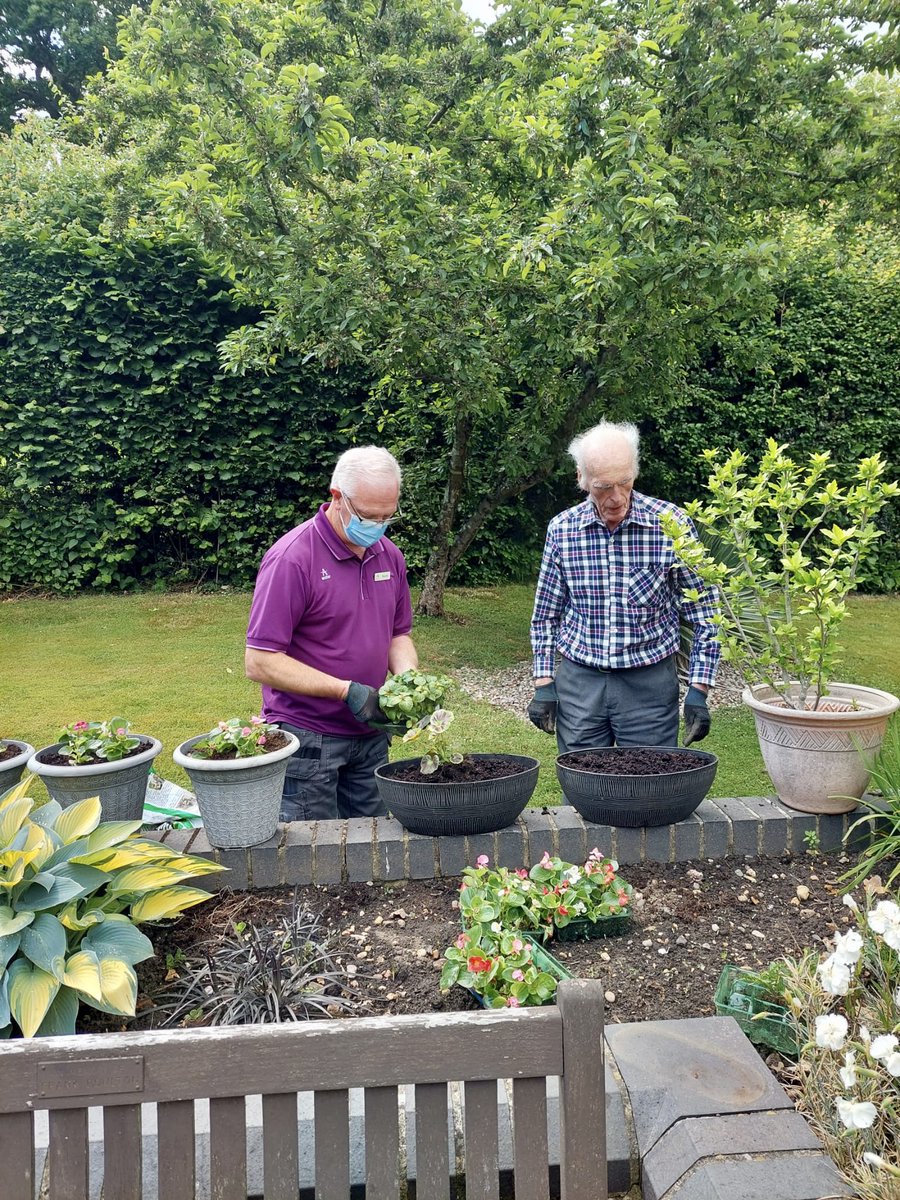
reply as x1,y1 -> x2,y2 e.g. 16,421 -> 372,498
714,964 -> 801,1056
466,934 -> 572,1009
554,913 -> 632,941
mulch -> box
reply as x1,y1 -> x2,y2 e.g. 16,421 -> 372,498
121,850 -> 885,1033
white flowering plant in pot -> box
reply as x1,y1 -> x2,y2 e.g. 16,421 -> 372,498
778,879 -> 899,1196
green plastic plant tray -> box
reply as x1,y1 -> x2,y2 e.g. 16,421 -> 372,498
554,912 -> 632,942
466,934 -> 572,1009
714,964 -> 801,1056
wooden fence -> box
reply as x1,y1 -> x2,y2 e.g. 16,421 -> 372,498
0,979 -> 606,1200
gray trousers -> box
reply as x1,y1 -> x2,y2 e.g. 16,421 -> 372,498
279,724 -> 388,821
555,654 -> 680,755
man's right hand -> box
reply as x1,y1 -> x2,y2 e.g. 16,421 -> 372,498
527,682 -> 558,734
345,681 -> 386,726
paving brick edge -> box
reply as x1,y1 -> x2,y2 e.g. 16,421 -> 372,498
151,795 -> 868,889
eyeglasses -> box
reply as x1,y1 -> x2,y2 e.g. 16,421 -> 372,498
590,479 -> 634,495
343,493 -> 402,527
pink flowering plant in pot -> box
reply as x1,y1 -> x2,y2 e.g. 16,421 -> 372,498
439,927 -> 564,1008
57,717 -> 139,765
188,715 -> 284,760
458,850 -> 634,942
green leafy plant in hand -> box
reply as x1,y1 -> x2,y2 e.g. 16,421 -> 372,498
440,927 -> 559,1008
378,670 -> 452,730
661,441 -> 899,710
458,850 -> 634,940
58,717 -> 140,765
401,708 -> 463,775
189,715 -> 282,759
0,778 -> 223,1038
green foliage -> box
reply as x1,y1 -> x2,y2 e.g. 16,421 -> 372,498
0,780 -> 222,1037
77,0 -> 899,612
663,441 -> 899,708
457,851 -> 633,940
399,707 -> 463,774
188,715 -> 282,759
843,722 -> 900,891
642,225 -> 900,589
0,0 -> 142,130
440,927 -> 561,1009
58,717 -> 138,764
377,670 -> 452,730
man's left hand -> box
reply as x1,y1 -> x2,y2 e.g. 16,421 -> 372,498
683,686 -> 711,745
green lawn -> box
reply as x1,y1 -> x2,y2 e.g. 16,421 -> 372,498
2,587 -> 898,806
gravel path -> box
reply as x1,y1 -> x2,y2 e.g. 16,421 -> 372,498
454,659 -> 747,719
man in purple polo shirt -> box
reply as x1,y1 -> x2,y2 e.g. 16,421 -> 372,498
246,446 -> 418,820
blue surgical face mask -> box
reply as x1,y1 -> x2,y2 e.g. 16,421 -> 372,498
345,514 -> 388,548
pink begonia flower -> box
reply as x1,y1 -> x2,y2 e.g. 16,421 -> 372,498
558,906 -> 569,916
468,955 -> 492,974
242,727 -> 252,737
836,1098 -> 877,1130
455,933 -> 468,949
588,847 -> 602,861
476,854 -> 490,867
506,996 -> 521,1007
512,969 -> 524,981
251,715 -> 264,725
257,736 -> 267,746
540,851 -> 552,868
116,727 -> 126,736
618,892 -> 629,906
73,721 -> 88,731
516,869 -> 528,879
511,938 -> 523,953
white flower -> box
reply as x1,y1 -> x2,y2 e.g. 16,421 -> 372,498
832,929 -> 864,965
885,1052 -> 900,1077
868,900 -> 900,951
869,1034 -> 899,1062
863,1152 -> 887,1169
563,866 -> 582,884
836,1098 -> 878,1130
859,1024 -> 871,1045
817,954 -> 852,996
839,1050 -> 857,1088
815,1013 -> 848,1051
842,894 -> 859,912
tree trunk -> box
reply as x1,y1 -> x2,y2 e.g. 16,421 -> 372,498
415,378 -> 598,617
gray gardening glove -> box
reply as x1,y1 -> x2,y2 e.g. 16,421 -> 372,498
527,682 -> 558,734
345,682 -> 388,727
683,686 -> 711,746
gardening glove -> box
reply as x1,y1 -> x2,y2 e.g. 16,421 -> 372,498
345,682 -> 388,728
527,682 -> 558,734
683,686 -> 711,746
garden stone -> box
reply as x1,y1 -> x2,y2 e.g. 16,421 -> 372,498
407,832 -> 438,879
673,814 -> 702,862
283,821 -> 314,886
313,820 -> 343,884
740,795 -> 789,855
465,830 -> 498,871
644,823 -> 673,863
345,818 -> 374,882
494,821 -> 526,869
613,824 -> 643,865
641,1110 -> 825,1200
249,830 -> 282,890
693,800 -> 728,858
656,1151 -> 844,1199
374,816 -> 406,880
519,809 -> 555,865
709,797 -> 760,856
548,806 -> 588,864
605,1016 -> 793,1156
214,846 -> 249,890
816,811 -> 847,853
438,834 -> 468,878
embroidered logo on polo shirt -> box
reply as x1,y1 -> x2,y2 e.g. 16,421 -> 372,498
374,571 -> 391,581
320,568 -> 331,580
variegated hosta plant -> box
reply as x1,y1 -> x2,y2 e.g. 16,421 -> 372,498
0,777 -> 223,1038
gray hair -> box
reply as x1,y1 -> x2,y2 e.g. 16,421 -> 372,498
331,446 -> 402,494
568,421 -> 640,486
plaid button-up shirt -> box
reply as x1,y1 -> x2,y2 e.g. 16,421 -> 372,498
530,491 -> 720,685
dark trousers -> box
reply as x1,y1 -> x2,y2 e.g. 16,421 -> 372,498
555,654 -> 680,755
279,724 -> 388,821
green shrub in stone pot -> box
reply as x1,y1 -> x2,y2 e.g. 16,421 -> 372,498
0,778 -> 223,1038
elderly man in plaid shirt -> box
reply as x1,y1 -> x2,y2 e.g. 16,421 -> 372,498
528,420 -> 720,752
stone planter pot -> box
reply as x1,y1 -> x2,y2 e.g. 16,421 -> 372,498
0,740 -> 35,794
555,747 -> 718,827
742,682 -> 900,815
374,753 -> 539,837
27,738 -> 163,821
173,732 -> 299,849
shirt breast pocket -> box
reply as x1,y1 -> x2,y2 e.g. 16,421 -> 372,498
627,566 -> 668,608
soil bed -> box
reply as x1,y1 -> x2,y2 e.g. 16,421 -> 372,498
121,851 -> 886,1034
560,749 -> 707,775
36,737 -> 154,768
386,756 -> 531,783
0,743 -> 22,765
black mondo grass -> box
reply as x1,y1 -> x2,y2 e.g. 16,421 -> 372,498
151,892 -> 367,1026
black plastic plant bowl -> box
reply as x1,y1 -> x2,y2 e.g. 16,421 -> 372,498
374,753 -> 539,837
555,746 -> 718,827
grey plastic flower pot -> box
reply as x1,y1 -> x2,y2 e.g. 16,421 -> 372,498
27,737 -> 163,821
173,732 -> 299,849
556,746 -> 718,827
0,740 -> 35,794
374,753 -> 539,837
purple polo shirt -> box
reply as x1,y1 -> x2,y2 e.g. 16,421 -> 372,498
246,505 -> 414,737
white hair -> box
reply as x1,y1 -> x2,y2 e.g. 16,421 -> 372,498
568,421 -> 640,486
331,446 -> 402,494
